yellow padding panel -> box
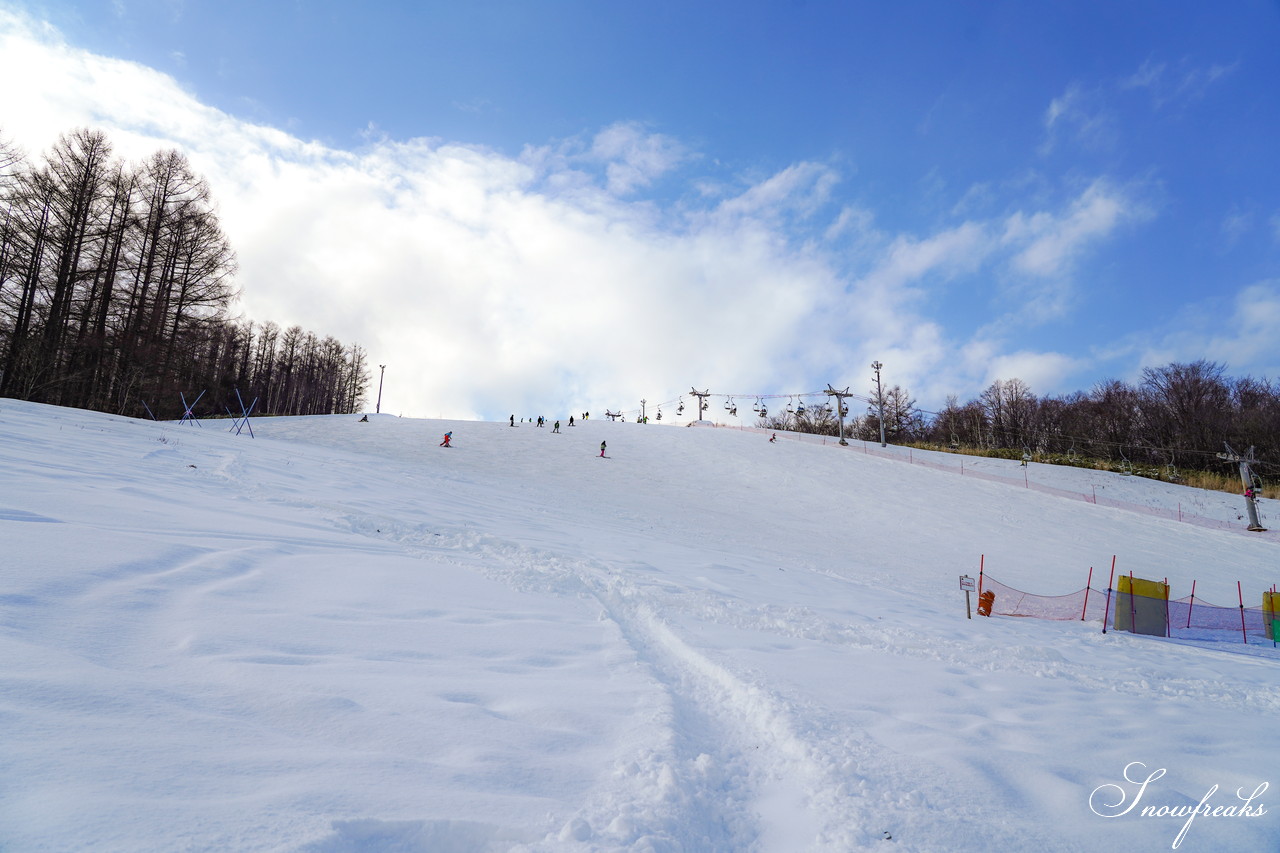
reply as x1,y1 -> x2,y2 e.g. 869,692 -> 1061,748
1117,575 -> 1168,600
1114,575 -> 1169,635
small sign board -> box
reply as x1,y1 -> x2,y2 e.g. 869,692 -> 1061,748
959,574 -> 976,592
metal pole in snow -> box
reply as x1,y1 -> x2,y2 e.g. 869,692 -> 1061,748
1129,571 -> 1136,635
1238,581 -> 1248,644
978,554 -> 984,597
1102,559 -> 1116,634
1164,577 -> 1170,637
1186,580 -> 1196,629
1081,566 -> 1093,621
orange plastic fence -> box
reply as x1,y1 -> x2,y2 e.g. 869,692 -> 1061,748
978,571 -> 1273,643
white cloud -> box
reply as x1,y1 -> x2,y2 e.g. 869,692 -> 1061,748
1111,281 -> 1280,382
1002,179 -> 1143,278
0,8 -> 1166,420
1122,57 -> 1239,110
982,351 -> 1081,392
1040,84 -> 1115,155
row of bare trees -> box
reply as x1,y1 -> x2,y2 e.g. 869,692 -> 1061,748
0,127 -> 368,419
924,362 -> 1278,469
762,360 -> 1278,473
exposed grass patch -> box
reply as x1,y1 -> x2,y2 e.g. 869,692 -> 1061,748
904,443 -> 1277,500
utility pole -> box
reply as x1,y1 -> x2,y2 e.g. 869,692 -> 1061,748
376,364 -> 386,414
640,399 -> 647,422
1217,443 -> 1267,531
825,384 -> 852,446
871,360 -> 886,447
690,388 -> 710,422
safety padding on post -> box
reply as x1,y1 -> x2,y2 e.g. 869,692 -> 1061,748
1114,575 -> 1169,636
977,590 -> 995,617
1264,591 -> 1279,641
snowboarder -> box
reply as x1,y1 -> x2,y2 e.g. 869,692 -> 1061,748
358,414 -> 368,422
769,433 -> 777,443
553,421 -> 561,433
439,431 -> 452,447
599,440 -> 607,457
569,416 -> 575,427
510,415 -> 515,427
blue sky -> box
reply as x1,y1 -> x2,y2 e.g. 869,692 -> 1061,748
1,1 -> 1278,420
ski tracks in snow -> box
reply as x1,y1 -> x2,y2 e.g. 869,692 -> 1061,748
371,521 -> 881,852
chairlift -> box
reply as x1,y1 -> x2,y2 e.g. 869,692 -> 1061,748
949,431 -> 959,449
677,398 -> 685,416
730,406 -> 737,416
656,408 -> 662,421
760,404 -> 768,417
796,401 -> 806,415
724,397 -> 733,411
1119,447 -> 1133,475
786,397 -> 795,414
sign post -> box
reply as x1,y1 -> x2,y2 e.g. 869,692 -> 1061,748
959,574 -> 975,619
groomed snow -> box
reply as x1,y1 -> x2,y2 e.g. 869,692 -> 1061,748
1,400 -> 1276,852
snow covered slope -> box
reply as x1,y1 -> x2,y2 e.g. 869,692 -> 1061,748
1,400 -> 1276,852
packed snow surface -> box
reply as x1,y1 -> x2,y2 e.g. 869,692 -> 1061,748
1,400 -> 1277,852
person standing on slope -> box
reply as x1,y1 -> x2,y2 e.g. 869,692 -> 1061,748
440,431 -> 452,447
599,440 -> 607,457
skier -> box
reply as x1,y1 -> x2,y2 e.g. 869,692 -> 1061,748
599,440 -> 607,457
569,416 -> 575,427
440,431 -> 452,447
510,414 -> 515,427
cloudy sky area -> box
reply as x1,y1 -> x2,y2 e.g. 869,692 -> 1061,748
1,1 -> 1278,420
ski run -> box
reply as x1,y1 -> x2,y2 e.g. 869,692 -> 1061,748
1,399 -> 1277,852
